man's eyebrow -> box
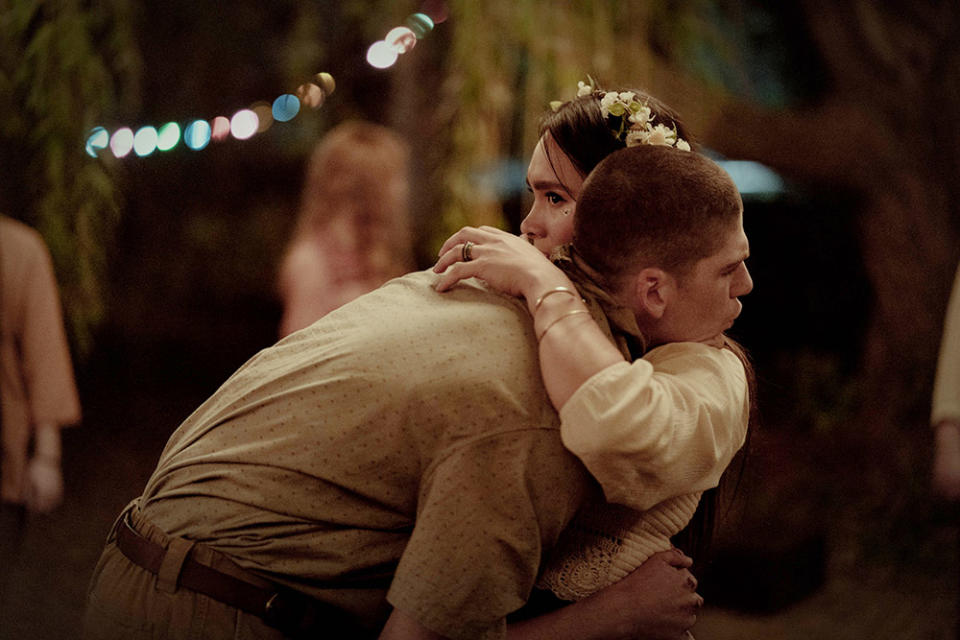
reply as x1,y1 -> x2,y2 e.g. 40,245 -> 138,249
723,251 -> 750,270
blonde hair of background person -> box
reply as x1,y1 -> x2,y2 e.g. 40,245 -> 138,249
277,120 -> 414,337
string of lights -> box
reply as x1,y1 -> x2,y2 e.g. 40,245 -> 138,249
85,5 -> 446,160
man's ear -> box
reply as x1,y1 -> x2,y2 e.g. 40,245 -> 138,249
631,267 -> 673,320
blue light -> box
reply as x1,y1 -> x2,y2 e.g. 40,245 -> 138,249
85,127 -> 109,158
272,94 -> 300,122
184,120 -> 212,151
716,160 -> 786,196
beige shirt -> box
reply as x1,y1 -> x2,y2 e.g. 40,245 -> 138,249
138,270 -> 594,639
0,216 -> 81,503
560,342 -> 750,511
542,342 -> 749,599
933,263 -> 960,426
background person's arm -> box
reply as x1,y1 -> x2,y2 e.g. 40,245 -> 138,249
23,421 -> 64,512
933,419 -> 960,500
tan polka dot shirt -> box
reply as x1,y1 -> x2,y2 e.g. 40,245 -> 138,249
138,270 -> 597,639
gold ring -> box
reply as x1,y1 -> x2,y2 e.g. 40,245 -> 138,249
462,241 -> 474,262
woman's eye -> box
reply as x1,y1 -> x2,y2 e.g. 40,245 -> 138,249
546,192 -> 564,205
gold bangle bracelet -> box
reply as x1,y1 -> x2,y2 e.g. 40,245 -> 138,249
533,286 -> 581,313
536,309 -> 590,341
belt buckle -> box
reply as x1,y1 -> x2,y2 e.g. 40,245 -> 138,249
263,592 -> 282,625
263,590 -> 307,635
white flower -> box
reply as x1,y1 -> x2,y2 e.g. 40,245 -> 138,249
555,84 -> 692,152
645,124 -> 675,147
599,91 -> 620,117
628,104 -> 653,125
625,128 -> 646,147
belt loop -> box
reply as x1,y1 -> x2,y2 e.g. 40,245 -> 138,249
156,537 -> 196,594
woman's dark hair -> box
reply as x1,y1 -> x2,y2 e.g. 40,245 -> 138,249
673,335 -> 758,575
537,86 -> 694,192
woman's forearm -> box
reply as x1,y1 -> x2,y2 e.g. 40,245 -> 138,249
433,226 -> 627,410
522,276 -> 624,410
533,293 -> 623,408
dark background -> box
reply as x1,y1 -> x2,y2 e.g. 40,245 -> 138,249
2,1 -> 959,638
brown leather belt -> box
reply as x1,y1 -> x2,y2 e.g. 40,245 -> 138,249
115,516 -> 365,638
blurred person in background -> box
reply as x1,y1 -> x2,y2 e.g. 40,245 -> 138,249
0,214 -> 81,553
932,262 -> 960,499
277,120 -> 415,337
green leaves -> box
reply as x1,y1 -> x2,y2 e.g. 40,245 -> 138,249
1,0 -> 141,357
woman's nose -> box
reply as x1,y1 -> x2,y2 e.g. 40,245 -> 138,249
520,207 -> 543,238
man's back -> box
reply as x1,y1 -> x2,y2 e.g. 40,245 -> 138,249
132,270 -> 591,636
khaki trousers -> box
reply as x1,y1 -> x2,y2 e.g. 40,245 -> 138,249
81,502 -> 286,640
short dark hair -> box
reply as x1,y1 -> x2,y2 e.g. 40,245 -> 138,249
573,145 -> 742,283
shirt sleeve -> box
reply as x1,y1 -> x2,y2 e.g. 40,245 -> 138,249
20,231 -> 81,427
558,342 -> 748,511
933,263 -> 960,426
386,429 -> 588,640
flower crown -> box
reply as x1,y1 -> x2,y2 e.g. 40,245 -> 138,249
550,79 -> 690,152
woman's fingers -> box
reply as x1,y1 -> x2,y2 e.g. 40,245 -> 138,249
436,229 -> 471,258
436,225 -> 517,257
434,242 -> 474,274
435,259 -> 479,292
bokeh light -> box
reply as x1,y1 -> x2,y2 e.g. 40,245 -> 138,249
314,72 -> 336,95
420,0 -> 449,24
133,126 -> 159,157
211,116 -> 231,142
109,128 -> 134,158
386,26 -> 417,54
79,5 -> 451,162
251,101 -> 274,134
184,120 -> 212,150
367,40 -> 399,69
157,122 -> 181,151
296,83 -> 326,109
405,12 -> 434,39
230,109 -> 259,140
272,94 -> 300,122
85,127 -> 109,158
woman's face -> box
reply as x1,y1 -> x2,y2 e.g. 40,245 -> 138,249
520,134 -> 584,255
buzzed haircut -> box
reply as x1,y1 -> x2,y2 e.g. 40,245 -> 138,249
573,145 -> 742,283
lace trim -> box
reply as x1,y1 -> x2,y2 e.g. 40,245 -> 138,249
538,492 -> 701,601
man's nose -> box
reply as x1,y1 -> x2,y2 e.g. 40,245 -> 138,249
735,266 -> 754,297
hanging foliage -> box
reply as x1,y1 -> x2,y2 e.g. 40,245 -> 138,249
418,1 -> 718,250
0,0 -> 141,356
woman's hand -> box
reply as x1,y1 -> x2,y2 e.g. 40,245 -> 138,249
434,226 -> 576,311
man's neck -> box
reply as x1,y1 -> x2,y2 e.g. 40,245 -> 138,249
552,245 -> 647,359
